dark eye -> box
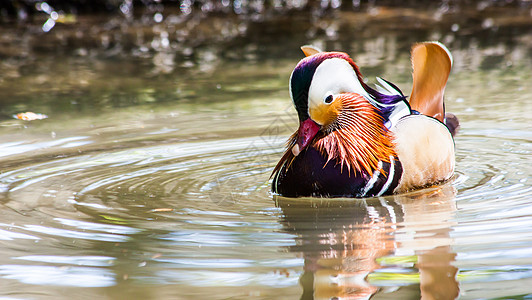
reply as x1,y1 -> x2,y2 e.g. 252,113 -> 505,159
324,95 -> 333,104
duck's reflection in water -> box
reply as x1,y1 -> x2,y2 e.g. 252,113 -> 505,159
274,184 -> 459,300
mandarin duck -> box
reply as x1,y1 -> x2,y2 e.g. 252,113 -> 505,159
272,42 -> 458,198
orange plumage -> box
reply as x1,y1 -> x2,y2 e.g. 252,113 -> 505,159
315,93 -> 396,175
273,93 -> 395,177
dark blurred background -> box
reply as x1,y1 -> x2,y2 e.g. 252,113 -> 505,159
1,0 -> 531,58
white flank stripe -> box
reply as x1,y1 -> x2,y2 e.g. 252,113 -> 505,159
362,161 -> 383,196
377,155 -> 395,197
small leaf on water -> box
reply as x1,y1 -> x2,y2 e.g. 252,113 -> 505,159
14,112 -> 48,121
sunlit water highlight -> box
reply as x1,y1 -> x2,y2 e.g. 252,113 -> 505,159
0,9 -> 531,299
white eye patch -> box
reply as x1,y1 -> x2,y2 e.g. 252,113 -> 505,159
308,58 -> 371,111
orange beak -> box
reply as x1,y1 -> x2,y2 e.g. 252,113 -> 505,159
292,118 -> 321,156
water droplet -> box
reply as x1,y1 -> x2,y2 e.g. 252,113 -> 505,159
234,0 -> 243,14
482,18 -> 494,29
451,24 -> 460,32
42,18 -> 55,32
161,38 -> 169,48
180,0 -> 192,15
153,12 -> 163,23
120,2 -> 131,15
37,2 -> 52,14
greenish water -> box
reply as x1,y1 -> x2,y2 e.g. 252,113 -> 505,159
0,5 -> 531,299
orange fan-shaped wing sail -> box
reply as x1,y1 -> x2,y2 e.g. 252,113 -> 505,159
409,42 -> 453,122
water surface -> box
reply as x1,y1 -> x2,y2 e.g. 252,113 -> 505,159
0,5 -> 531,299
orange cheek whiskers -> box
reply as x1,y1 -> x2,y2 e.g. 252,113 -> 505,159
314,93 -> 396,176
272,93 -> 396,178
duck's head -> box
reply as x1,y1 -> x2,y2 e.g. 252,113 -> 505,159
289,50 -> 373,156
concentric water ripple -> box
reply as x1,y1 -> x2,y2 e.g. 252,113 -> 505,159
1,118 -> 529,299
0,133 -> 301,297
0,111 -> 530,299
